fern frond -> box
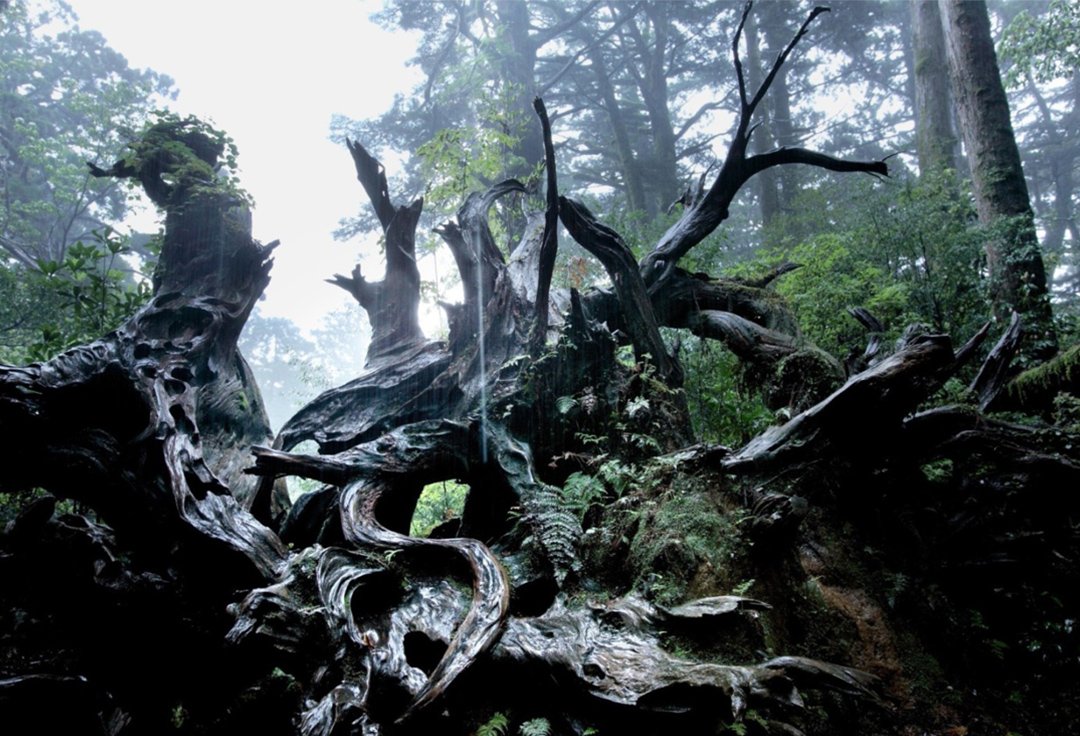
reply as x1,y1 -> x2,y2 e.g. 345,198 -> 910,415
478,712 -> 509,736
519,717 -> 552,736
521,482 -> 582,583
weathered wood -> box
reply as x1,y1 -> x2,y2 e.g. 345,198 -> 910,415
331,140 -> 426,366
968,311 -> 1022,410
845,306 -> 886,375
11,6 -> 1069,733
248,420 -> 513,720
724,331 -> 975,471
530,96 -> 561,352
646,269 -> 844,409
560,196 -> 682,385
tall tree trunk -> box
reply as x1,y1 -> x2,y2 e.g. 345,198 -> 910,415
495,0 -> 545,174
638,2 -> 681,215
1025,72 -> 1079,299
589,45 -> 649,215
912,0 -> 959,174
617,1 -> 681,219
940,0 -> 1057,362
746,11 -> 781,227
760,3 -> 800,214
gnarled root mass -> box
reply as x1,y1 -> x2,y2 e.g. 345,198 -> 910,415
5,6 -> 1079,735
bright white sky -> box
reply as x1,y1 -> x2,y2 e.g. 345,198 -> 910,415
67,0 -> 422,333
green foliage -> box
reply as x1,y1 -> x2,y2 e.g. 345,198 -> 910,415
477,712 -> 510,736
629,490 -> 744,606
518,718 -> 551,736
680,335 -> 774,446
739,174 -> 987,359
921,459 -> 954,484
4,228 -> 153,363
1000,0 -> 1080,86
0,0 -> 175,266
0,260 -> 64,362
416,83 -> 539,215
556,395 -> 579,415
731,578 -> 755,596
119,112 -> 251,209
521,480 -> 583,584
559,471 -> 607,524
410,480 -> 469,537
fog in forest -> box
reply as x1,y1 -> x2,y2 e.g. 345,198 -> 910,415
2,2 -> 1079,733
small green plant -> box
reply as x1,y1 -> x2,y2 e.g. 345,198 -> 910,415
560,471 -> 607,524
680,336 -> 774,446
416,82 -> 541,226
597,458 -> 636,497
519,717 -> 551,736
477,711 -> 510,736
118,112 -> 250,209
732,579 -> 755,596
171,703 -> 187,729
921,459 -> 954,483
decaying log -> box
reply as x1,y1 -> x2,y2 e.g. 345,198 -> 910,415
9,5 -> 1038,732
967,311 -> 1022,410
495,596 -> 882,717
724,328 -> 987,472
276,340 -> 454,453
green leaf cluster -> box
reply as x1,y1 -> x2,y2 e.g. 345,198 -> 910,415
119,112 -> 251,209
416,83 -> 539,216
559,471 -> 607,524
680,335 -> 775,447
410,479 -> 469,538
737,173 -> 987,359
521,480 -> 583,584
2,228 -> 153,363
1000,0 -> 1080,86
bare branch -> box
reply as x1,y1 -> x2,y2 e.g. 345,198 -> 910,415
531,97 -> 560,352
748,6 -> 830,115
534,0 -> 603,48
733,1 -> 753,109
643,4 -> 885,290
747,146 -> 889,179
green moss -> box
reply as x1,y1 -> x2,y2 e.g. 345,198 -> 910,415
627,487 -> 746,604
768,346 -> 844,411
1007,343 -> 1080,408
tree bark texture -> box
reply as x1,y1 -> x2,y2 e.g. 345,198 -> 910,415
912,0 -> 959,174
940,0 -> 1057,360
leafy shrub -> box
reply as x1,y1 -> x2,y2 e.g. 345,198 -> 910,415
679,335 -> 775,446
4,228 -> 155,363
734,174 -> 988,360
